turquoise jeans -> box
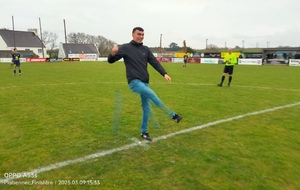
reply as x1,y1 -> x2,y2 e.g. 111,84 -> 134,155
129,79 -> 175,133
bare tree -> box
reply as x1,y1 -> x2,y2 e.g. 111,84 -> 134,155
67,32 -> 80,43
207,44 -> 219,50
96,36 -> 115,56
42,31 -> 58,49
67,32 -> 90,44
67,32 -> 116,56
41,31 -> 58,58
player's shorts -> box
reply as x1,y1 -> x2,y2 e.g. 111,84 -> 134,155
14,61 -> 20,67
184,60 -> 187,63
223,65 -> 234,74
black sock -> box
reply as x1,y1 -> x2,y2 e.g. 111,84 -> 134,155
228,76 -> 232,84
19,70 -> 21,73
220,76 -> 225,84
14,70 -> 16,74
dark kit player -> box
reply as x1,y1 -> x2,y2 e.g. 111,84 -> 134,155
183,53 -> 188,67
12,48 -> 22,76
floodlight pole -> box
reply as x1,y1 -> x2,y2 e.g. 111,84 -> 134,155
63,19 -> 68,58
63,19 -> 67,43
159,34 -> 162,55
12,15 -> 16,48
39,18 -> 45,58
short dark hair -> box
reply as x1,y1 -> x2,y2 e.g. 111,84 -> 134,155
13,48 -> 16,51
132,27 -> 144,33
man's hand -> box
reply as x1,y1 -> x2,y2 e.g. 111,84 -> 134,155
111,44 -> 119,56
164,74 -> 171,82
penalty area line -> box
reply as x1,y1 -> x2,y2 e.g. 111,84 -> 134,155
0,101 -> 299,183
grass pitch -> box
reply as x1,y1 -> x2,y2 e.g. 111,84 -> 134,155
0,61 -> 299,189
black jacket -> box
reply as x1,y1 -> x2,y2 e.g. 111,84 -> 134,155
107,40 -> 167,84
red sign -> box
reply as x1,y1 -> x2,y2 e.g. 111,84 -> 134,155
160,58 -> 172,62
187,58 -> 200,63
26,58 -> 47,62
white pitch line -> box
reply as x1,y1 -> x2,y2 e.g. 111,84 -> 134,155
153,101 -> 300,141
0,101 -> 300,183
0,82 -> 126,90
233,85 -> 300,92
169,83 -> 300,92
129,137 -> 149,148
1,82 -> 300,92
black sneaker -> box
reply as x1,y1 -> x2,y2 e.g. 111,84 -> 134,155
217,83 -> 223,87
227,84 -> 230,87
141,132 -> 152,141
173,114 -> 183,123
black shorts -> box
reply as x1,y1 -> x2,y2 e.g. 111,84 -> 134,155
14,61 -> 20,67
223,65 -> 234,74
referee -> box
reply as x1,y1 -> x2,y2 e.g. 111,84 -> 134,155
217,48 -> 237,87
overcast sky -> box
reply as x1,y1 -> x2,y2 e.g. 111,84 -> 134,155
1,0 -> 300,49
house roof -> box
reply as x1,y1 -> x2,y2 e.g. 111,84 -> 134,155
62,43 -> 98,54
0,29 -> 45,48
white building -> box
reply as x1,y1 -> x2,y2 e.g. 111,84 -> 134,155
58,43 -> 99,60
0,29 -> 46,58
